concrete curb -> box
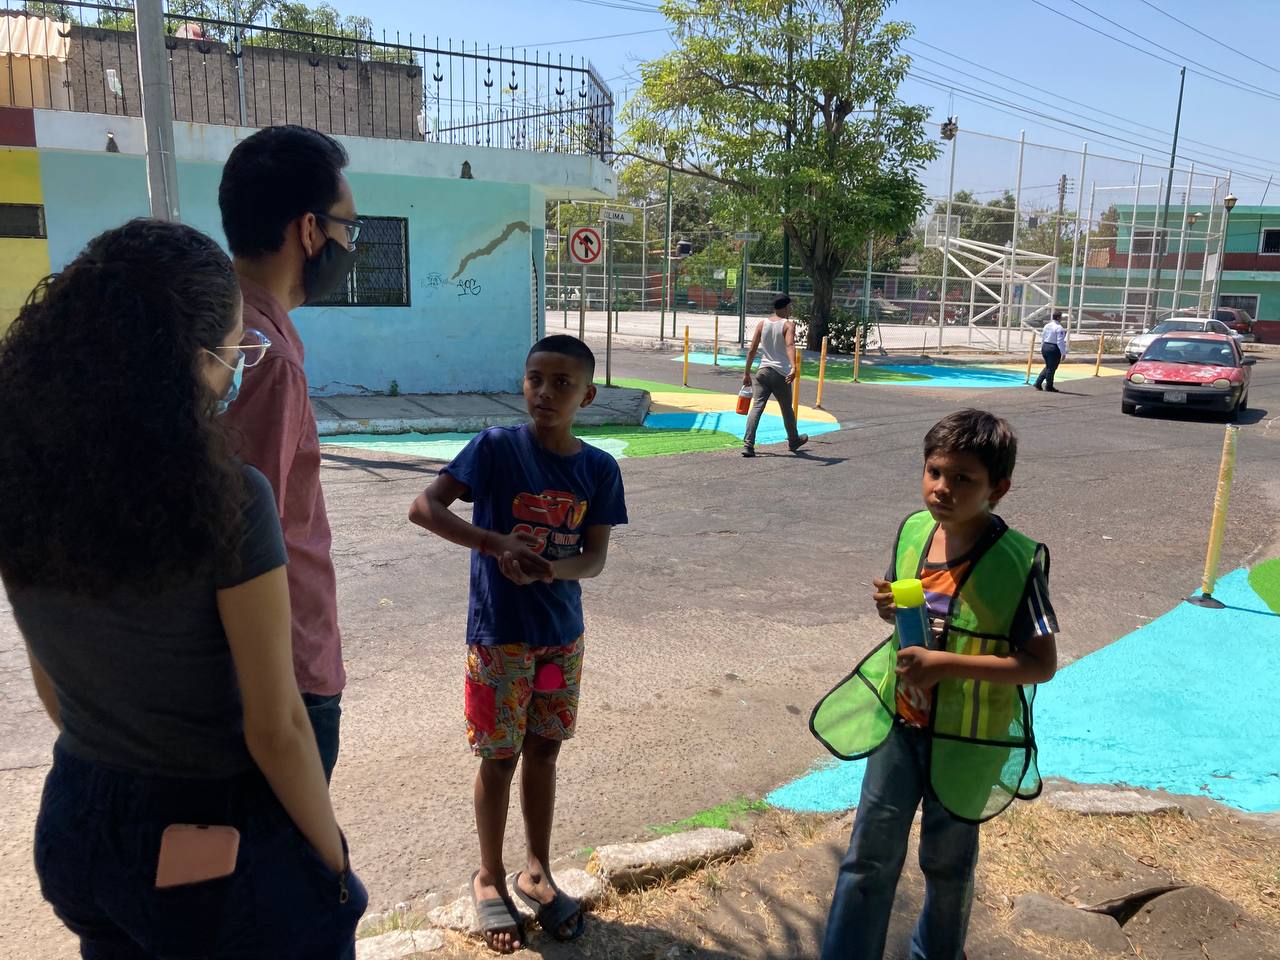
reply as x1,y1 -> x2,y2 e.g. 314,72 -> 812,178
316,391 -> 652,438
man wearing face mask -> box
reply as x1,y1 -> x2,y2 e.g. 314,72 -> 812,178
219,125 -> 359,780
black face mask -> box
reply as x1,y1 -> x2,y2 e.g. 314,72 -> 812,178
302,238 -> 358,305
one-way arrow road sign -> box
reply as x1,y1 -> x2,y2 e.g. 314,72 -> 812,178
569,226 -> 603,265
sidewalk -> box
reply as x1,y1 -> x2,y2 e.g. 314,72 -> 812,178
310,386 -> 649,437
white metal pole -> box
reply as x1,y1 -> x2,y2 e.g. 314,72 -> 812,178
1065,142 -> 1088,333
1078,182 -> 1096,331
1210,172 -> 1233,314
1198,176 -> 1219,312
1173,162 -> 1194,313
641,206 -> 648,311
1004,130 -> 1026,350
1121,156 -> 1145,336
1148,176 -> 1165,323
557,202 -> 565,327
135,0 -> 180,221
938,128 -> 958,349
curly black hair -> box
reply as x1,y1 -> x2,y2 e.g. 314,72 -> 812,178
0,219 -> 248,597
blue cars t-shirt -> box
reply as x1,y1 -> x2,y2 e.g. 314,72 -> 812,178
442,425 -> 628,647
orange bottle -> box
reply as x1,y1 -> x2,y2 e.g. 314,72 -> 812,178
736,386 -> 752,415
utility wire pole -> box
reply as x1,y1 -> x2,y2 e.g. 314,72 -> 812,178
135,0 -> 180,221
1152,66 -> 1186,319
1052,173 -> 1068,265
781,0 -> 794,296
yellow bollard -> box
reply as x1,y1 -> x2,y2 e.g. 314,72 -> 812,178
1024,331 -> 1038,384
682,325 -> 690,387
792,351 -> 802,416
853,327 -> 862,383
1094,333 -> 1105,377
1189,426 -> 1239,607
815,335 -> 829,408
714,314 -> 719,365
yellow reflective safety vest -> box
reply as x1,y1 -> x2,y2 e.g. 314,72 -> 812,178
810,511 -> 1046,823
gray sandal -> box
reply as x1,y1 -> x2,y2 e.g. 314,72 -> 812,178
513,872 -> 586,942
471,871 -> 523,953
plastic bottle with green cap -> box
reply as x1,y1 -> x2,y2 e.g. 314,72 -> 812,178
891,578 -> 930,648
892,577 -> 933,721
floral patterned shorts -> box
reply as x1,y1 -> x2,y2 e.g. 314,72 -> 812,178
464,637 -> 584,759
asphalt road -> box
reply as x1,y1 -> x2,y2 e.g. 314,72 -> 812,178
3,347 -> 1278,955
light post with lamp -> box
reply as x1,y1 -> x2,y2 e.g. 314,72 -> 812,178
1209,193 -> 1237,315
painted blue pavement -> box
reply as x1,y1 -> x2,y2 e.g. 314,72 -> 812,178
643,410 -> 843,447
767,568 -> 1280,814
680,351 -> 1032,388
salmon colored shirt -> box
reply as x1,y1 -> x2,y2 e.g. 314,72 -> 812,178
225,277 -> 345,696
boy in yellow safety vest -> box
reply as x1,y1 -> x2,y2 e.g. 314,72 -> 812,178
817,409 -> 1059,960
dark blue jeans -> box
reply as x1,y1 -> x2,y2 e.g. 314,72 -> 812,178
1035,344 -> 1062,390
35,743 -> 367,959
821,723 -> 979,960
303,691 -> 343,782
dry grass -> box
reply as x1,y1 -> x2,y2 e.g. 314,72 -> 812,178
978,802 -> 1280,923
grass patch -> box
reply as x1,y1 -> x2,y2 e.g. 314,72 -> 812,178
648,796 -> 769,836
611,377 -> 721,395
1248,557 -> 1280,614
581,424 -> 740,458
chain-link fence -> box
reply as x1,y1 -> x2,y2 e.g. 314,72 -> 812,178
547,121 -> 1237,353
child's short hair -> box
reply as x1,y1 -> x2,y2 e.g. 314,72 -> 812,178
924,409 -> 1018,486
773,295 -> 792,310
527,335 -> 595,379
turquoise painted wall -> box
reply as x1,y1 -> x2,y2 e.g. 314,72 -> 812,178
37,152 -> 538,394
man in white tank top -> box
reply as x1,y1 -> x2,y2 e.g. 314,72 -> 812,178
741,295 -> 809,457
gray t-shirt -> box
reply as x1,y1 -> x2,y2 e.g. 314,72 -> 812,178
10,465 -> 287,778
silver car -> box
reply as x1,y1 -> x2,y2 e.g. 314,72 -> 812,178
1125,318 -> 1241,363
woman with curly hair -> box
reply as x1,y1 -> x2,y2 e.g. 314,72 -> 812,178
0,218 -> 368,957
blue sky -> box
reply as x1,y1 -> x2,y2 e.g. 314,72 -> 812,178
349,0 -> 1279,204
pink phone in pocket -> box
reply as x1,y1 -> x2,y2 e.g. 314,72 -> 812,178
154,824 -> 240,889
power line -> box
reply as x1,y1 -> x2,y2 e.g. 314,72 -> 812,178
1058,0 -> 1278,99
565,0 -> 664,13
906,38 -> 1280,171
1028,0 -> 1280,105
906,65 -> 1272,183
907,70 -> 1269,189
511,26 -> 669,48
903,58 -> 1279,183
1133,0 -> 1280,78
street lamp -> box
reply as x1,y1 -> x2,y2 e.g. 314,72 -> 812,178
1210,194 -> 1237,315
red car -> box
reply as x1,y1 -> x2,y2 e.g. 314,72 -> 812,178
1122,333 -> 1256,419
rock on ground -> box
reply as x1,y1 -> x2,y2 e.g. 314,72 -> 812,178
587,828 -> 752,890
355,929 -> 445,959
1124,885 -> 1277,959
1010,892 -> 1131,955
1046,788 -> 1184,816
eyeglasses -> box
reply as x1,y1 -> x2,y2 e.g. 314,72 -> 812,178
312,212 -> 364,247
210,328 -> 272,368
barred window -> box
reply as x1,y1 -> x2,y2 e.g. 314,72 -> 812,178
317,216 -> 410,307
0,204 -> 46,239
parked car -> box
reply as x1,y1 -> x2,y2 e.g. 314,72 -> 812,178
1157,307 -> 1255,340
1125,318 -> 1241,363
1122,333 -> 1255,419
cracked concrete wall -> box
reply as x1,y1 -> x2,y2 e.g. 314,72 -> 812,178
36,128 -> 546,394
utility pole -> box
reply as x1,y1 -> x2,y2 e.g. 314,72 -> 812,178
660,164 -> 673,341
781,0 -> 794,296
1052,173 -> 1068,265
1152,66 -> 1186,318
135,0 -> 180,221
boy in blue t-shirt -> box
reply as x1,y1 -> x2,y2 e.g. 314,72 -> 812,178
409,335 -> 627,953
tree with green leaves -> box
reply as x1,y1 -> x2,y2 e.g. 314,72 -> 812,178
623,0 -> 937,346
